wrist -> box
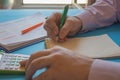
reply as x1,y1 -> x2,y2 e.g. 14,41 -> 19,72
77,56 -> 94,80
73,16 -> 83,32
85,59 -> 94,80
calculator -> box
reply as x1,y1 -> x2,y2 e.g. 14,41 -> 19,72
0,50 -> 29,75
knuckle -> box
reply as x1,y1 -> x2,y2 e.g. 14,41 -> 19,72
30,59 -> 39,69
53,12 -> 61,16
43,25 -> 47,30
29,53 -> 38,61
52,46 -> 61,51
29,60 -> 36,69
30,53 -> 35,59
66,18 -> 72,23
46,18 -> 52,24
62,26 -> 68,31
43,22 -> 47,28
52,53 -> 61,59
46,19 -> 50,24
44,25 -> 49,31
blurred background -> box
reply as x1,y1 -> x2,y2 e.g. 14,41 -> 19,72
0,0 -> 95,9
0,0 -> 14,9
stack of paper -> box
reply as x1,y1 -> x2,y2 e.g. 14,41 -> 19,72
0,13 -> 47,52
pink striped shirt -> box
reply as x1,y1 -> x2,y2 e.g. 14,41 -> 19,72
76,0 -> 120,80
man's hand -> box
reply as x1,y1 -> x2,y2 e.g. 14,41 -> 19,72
44,13 -> 82,41
20,46 -> 93,80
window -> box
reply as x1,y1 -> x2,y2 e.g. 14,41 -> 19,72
23,0 -> 72,4
14,0 -> 88,9
23,0 -> 87,4
77,0 -> 87,4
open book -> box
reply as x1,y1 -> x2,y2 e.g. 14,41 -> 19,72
45,34 -> 120,58
0,13 -> 47,52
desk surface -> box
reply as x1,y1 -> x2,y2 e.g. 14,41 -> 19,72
0,9 -> 120,80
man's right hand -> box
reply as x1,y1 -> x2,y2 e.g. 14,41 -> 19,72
44,13 -> 83,42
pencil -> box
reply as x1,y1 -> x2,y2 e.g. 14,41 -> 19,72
22,22 -> 43,35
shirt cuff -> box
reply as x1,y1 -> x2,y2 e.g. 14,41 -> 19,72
75,11 -> 98,32
88,59 -> 120,80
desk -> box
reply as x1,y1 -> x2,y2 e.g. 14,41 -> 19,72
0,9 -> 120,80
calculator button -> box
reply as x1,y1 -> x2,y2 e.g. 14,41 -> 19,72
5,67 -> 9,70
12,58 -> 16,60
15,63 -> 20,66
3,60 -> 6,63
10,64 -> 15,66
6,64 -> 10,66
15,68 -> 19,70
12,61 -> 16,63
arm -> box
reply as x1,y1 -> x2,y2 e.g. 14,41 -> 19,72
89,59 -> 120,80
76,0 -> 118,32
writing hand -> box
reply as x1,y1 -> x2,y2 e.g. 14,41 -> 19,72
44,13 -> 82,42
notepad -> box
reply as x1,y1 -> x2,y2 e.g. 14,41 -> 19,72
45,34 -> 120,58
0,13 -> 47,52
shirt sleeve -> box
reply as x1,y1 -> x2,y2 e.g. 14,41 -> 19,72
76,0 -> 117,32
88,59 -> 120,80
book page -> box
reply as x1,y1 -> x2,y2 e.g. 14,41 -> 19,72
45,34 -> 120,58
0,13 -> 47,45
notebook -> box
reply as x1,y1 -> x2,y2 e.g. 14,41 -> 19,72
45,34 -> 120,58
0,13 -> 47,52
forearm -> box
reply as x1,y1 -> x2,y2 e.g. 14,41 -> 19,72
76,0 -> 117,32
88,59 -> 120,80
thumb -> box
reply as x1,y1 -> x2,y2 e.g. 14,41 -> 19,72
59,22 -> 71,39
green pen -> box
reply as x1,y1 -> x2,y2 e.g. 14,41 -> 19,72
59,5 -> 69,31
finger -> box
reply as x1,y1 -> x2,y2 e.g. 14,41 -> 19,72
44,22 -> 58,35
57,37 -> 67,42
26,56 -> 52,80
59,20 -> 71,39
25,49 -> 51,69
45,18 -> 59,35
49,12 -> 62,25
44,24 -> 57,41
47,33 -> 57,41
51,22 -> 59,35
44,23 -> 53,34
20,59 -> 28,67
